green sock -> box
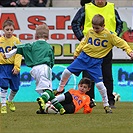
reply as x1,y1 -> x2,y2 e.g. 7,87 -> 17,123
41,95 -> 48,103
53,102 -> 63,111
42,90 -> 64,111
41,89 -> 56,103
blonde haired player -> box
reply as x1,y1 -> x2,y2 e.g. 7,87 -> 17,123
4,23 -> 65,115
0,19 -> 22,113
55,14 -> 133,113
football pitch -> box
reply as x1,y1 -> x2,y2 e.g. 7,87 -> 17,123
1,102 -> 133,133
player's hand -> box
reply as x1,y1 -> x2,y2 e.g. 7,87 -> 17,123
81,37 -> 85,41
131,52 -> 133,60
129,51 -> 133,60
8,48 -> 12,52
3,54 -> 7,59
73,56 -> 77,59
89,99 -> 96,108
1,53 -> 6,59
12,68 -> 19,75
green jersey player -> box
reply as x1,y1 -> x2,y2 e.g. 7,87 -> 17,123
4,23 -> 65,115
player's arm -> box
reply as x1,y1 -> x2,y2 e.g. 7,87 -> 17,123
74,41 -> 84,57
74,36 -> 87,57
111,34 -> 133,58
4,42 -> 27,59
4,48 -> 17,59
83,102 -> 93,114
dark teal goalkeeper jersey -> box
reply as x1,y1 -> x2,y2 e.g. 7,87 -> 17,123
16,40 -> 54,68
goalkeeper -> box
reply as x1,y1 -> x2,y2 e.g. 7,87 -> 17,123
4,23 -> 65,115
56,77 -> 96,114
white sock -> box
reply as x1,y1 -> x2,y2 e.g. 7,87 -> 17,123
1,88 -> 8,106
51,98 -> 59,105
8,90 -> 17,102
56,94 -> 65,102
57,69 -> 72,92
96,82 -> 109,107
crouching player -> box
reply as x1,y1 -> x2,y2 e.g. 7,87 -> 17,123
56,78 -> 96,114
4,23 -> 65,115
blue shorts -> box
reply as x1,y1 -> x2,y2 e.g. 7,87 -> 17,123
67,51 -> 103,83
0,64 -> 20,91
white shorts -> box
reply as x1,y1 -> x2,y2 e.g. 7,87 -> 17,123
30,64 -> 52,93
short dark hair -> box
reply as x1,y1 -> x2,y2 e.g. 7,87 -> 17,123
78,77 -> 91,88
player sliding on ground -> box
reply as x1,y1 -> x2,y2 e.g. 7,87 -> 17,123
4,23 -> 65,115
54,14 -> 133,113
56,77 -> 96,114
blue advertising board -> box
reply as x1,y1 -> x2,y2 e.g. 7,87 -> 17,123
95,63 -> 133,102
12,64 -> 82,102
1,63 -> 133,102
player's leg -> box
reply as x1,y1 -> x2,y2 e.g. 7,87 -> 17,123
34,65 -> 65,114
41,90 -> 65,115
56,92 -> 72,104
86,58 -> 112,113
60,103 -> 75,114
0,65 -> 9,113
0,87 -> 8,113
34,65 -> 53,113
55,58 -> 82,95
8,72 -> 20,112
95,82 -> 112,112
32,65 -> 52,113
0,64 -> 19,113
56,92 -> 75,114
6,90 -> 18,112
36,89 -> 65,114
83,71 -> 95,100
56,68 -> 72,93
102,50 -> 115,108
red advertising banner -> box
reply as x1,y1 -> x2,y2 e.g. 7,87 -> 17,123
0,7 -> 133,59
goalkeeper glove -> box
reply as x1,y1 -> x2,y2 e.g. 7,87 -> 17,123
89,99 -> 96,108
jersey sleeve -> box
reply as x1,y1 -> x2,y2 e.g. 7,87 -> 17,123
83,96 -> 93,114
16,43 -> 32,55
74,38 -> 87,57
74,32 -> 90,57
83,104 -> 93,114
111,34 -> 132,55
13,39 -> 22,72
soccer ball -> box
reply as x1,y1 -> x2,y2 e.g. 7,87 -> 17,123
44,102 -> 59,114
113,92 -> 121,101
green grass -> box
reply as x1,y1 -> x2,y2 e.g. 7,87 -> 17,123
1,102 -> 133,133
